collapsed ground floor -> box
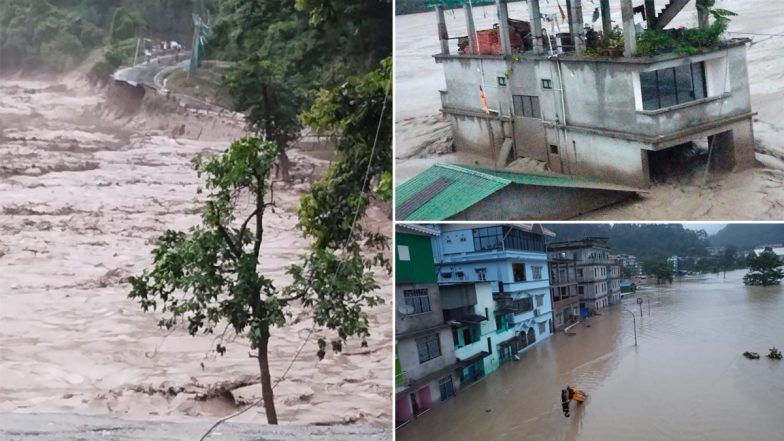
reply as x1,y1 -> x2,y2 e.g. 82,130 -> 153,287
446,110 -> 756,188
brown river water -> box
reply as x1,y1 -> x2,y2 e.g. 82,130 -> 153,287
397,270 -> 784,441
0,77 -> 391,426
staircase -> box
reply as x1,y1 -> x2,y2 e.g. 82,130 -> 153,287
656,0 -> 691,28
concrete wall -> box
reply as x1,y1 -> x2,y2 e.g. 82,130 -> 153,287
396,282 -> 444,336
396,326 -> 456,385
450,185 -> 635,220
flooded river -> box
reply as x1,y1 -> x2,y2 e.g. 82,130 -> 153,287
397,270 -> 784,441
0,78 -> 391,426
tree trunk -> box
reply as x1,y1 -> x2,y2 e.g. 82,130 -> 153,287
256,333 -> 278,424
277,146 -> 290,182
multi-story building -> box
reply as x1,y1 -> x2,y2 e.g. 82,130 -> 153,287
395,224 -> 456,427
547,256 -> 579,330
607,263 -> 622,305
431,223 -> 556,352
548,237 -> 621,313
441,282 -> 517,386
430,0 -> 754,188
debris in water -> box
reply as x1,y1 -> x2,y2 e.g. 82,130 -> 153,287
768,347 -> 782,360
743,351 -> 760,359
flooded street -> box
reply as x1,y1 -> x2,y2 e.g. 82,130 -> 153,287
397,270 -> 784,441
0,78 -> 391,427
395,0 -> 784,219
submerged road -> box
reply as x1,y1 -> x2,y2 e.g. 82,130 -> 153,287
0,413 -> 391,441
397,270 -> 784,441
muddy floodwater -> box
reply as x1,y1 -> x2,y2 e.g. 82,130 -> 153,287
397,270 -> 784,441
0,78 -> 391,426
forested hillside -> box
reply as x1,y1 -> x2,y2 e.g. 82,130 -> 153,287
710,224 -> 784,249
545,224 -> 711,260
0,0 -> 216,72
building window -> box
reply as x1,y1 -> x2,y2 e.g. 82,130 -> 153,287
578,286 -> 584,295
512,95 -> 541,119
532,266 -> 543,280
513,263 -> 526,282
549,144 -> 558,154
439,376 -> 455,401
577,269 -> 583,278
416,334 -> 441,363
542,79 -> 553,89
497,76 -> 507,86
640,62 -> 707,111
404,288 -> 431,314
476,268 -> 487,281
536,295 -> 543,307
472,226 -> 504,251
539,322 -> 546,333
397,245 -> 410,261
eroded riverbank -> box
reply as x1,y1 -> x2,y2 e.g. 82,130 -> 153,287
397,270 -> 784,441
0,78 -> 391,427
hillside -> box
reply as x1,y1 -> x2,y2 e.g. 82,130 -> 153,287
710,224 -> 784,249
545,223 -> 711,260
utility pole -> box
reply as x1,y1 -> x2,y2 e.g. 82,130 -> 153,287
625,309 -> 637,346
133,36 -> 141,66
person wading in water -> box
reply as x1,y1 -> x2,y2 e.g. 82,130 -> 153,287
561,385 -> 589,417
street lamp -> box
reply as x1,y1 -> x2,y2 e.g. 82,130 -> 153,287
625,309 -> 637,346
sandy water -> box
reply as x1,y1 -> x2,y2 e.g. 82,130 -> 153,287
395,0 -> 784,220
0,78 -> 392,426
397,269 -> 784,441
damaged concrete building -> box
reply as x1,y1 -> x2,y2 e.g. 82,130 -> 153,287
432,0 -> 755,187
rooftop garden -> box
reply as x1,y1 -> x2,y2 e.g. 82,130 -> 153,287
583,4 -> 737,58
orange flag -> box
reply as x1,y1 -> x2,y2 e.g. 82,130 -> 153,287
479,86 -> 489,114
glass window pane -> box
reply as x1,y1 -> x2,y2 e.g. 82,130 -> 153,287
522,96 -> 533,117
513,95 -> 523,115
692,62 -> 707,99
658,67 -> 677,108
640,70 -> 659,110
675,64 -> 694,104
530,96 -> 541,118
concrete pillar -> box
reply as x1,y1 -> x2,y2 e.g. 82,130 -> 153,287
621,0 -> 636,57
697,8 -> 710,29
709,120 -> 756,172
464,3 -> 477,55
565,0 -> 575,36
644,0 -> 657,29
496,0 -> 512,56
528,0 -> 543,54
600,0 -> 612,36
435,5 -> 449,55
570,0 -> 585,53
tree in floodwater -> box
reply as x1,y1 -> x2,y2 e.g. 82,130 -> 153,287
644,258 -> 673,284
127,137 -> 383,424
743,248 -> 784,286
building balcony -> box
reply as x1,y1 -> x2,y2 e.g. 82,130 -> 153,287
553,295 -> 580,310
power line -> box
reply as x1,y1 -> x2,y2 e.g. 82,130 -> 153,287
727,31 -> 784,37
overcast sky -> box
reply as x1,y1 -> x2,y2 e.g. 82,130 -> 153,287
682,223 -> 727,235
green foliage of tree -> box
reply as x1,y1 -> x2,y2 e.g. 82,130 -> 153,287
211,0 -> 391,180
299,57 -> 391,254
109,7 -> 145,42
743,248 -> 784,286
644,258 -> 674,284
128,137 -> 383,424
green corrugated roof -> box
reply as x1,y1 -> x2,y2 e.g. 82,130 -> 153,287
396,163 -> 644,221
396,164 -> 509,221
459,165 -> 605,188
